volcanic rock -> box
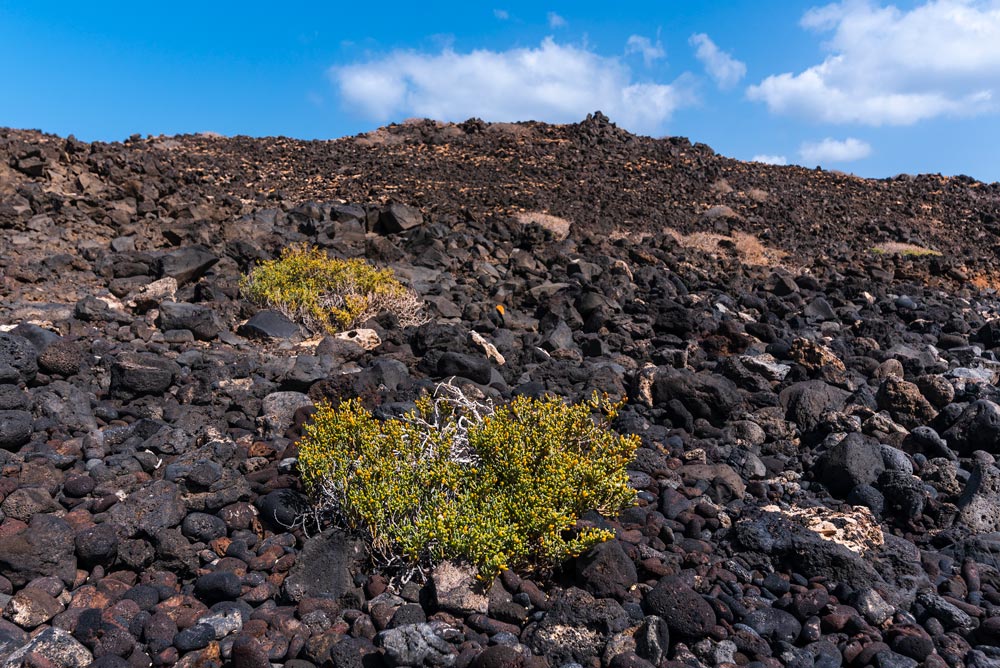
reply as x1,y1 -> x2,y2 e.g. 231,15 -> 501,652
74,523 -> 119,566
575,539 -> 638,600
779,380 -> 851,437
377,201 -> 424,234
526,587 -> 630,665
238,309 -> 300,339
3,587 -> 63,629
109,352 -> 178,399
430,561 -> 489,615
36,339 -> 83,376
108,480 -> 186,540
156,246 -> 219,285
376,623 -> 455,667
0,514 -> 76,587
651,367 -> 743,426
817,433 -> 887,497
876,376 -> 937,429
0,627 -> 92,667
0,333 -> 37,384
0,411 -> 32,450
942,400 -> 1000,456
283,530 -> 365,604
437,351 -> 492,384
157,301 -> 223,340
644,578 -> 716,638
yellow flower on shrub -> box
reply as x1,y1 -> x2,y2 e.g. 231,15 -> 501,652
240,244 -> 426,333
297,386 -> 639,579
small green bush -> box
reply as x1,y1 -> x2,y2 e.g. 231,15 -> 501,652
240,244 -> 426,333
297,385 -> 639,579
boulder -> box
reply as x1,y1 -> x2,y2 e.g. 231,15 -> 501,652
0,627 -> 91,667
156,245 -> 219,285
0,333 -> 37,384
376,623 -> 456,667
74,523 -> 119,566
437,351 -> 492,385
37,339 -> 83,376
876,377 -> 937,429
377,202 -> 424,234
0,410 -> 32,450
779,380 -> 851,436
3,587 -> 63,629
742,607 -> 801,644
942,400 -> 1000,456
575,540 -> 638,600
260,391 -> 313,438
526,587 -> 630,666
109,352 -> 178,399
33,380 -> 97,432
430,560 -> 489,615
817,433 -> 886,497
651,367 -> 743,426
644,578 -> 716,638
0,514 -> 76,587
957,462 -> 1000,533
230,635 -> 271,668
108,480 -> 187,540
283,529 -> 365,604
1,487 -> 59,522
127,276 -> 178,312
157,301 -> 223,340
238,309 -> 300,339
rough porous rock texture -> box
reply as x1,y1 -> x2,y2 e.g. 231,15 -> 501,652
2,113 -> 1000,666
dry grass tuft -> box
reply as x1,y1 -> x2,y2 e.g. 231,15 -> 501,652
515,211 -> 572,241
872,242 -> 942,257
665,228 -> 786,267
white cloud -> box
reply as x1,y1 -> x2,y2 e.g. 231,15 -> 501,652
689,33 -> 746,89
752,154 -> 788,165
548,12 -> 566,28
494,9 -> 509,20
748,0 -> 1000,125
331,38 -> 697,135
626,35 -> 666,67
799,137 -> 872,163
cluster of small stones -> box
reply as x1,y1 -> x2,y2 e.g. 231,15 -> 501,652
1,119 -> 1000,668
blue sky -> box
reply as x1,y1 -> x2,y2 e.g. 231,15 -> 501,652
3,1 -> 1000,182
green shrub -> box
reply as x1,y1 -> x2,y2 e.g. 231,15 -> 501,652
297,385 -> 639,579
240,244 -> 426,333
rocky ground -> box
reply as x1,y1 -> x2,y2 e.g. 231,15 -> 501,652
2,113 -> 1000,668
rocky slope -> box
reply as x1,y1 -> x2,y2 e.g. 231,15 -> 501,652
1,114 -> 1000,668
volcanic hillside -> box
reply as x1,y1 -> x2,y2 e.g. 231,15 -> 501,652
2,114 -> 1000,668
4,113 -> 1000,297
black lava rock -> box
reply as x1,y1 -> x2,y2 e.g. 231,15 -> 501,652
157,301 -> 223,340
194,571 -> 243,603
437,351 -> 492,384
817,433 -> 886,497
0,410 -> 32,450
644,577 -> 716,638
238,309 -> 300,339
575,539 -> 638,600
0,332 -> 38,383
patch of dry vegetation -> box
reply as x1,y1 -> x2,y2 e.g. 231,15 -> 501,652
515,211 -> 572,241
969,273 -> 1000,291
665,228 -> 787,267
872,242 -> 942,257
